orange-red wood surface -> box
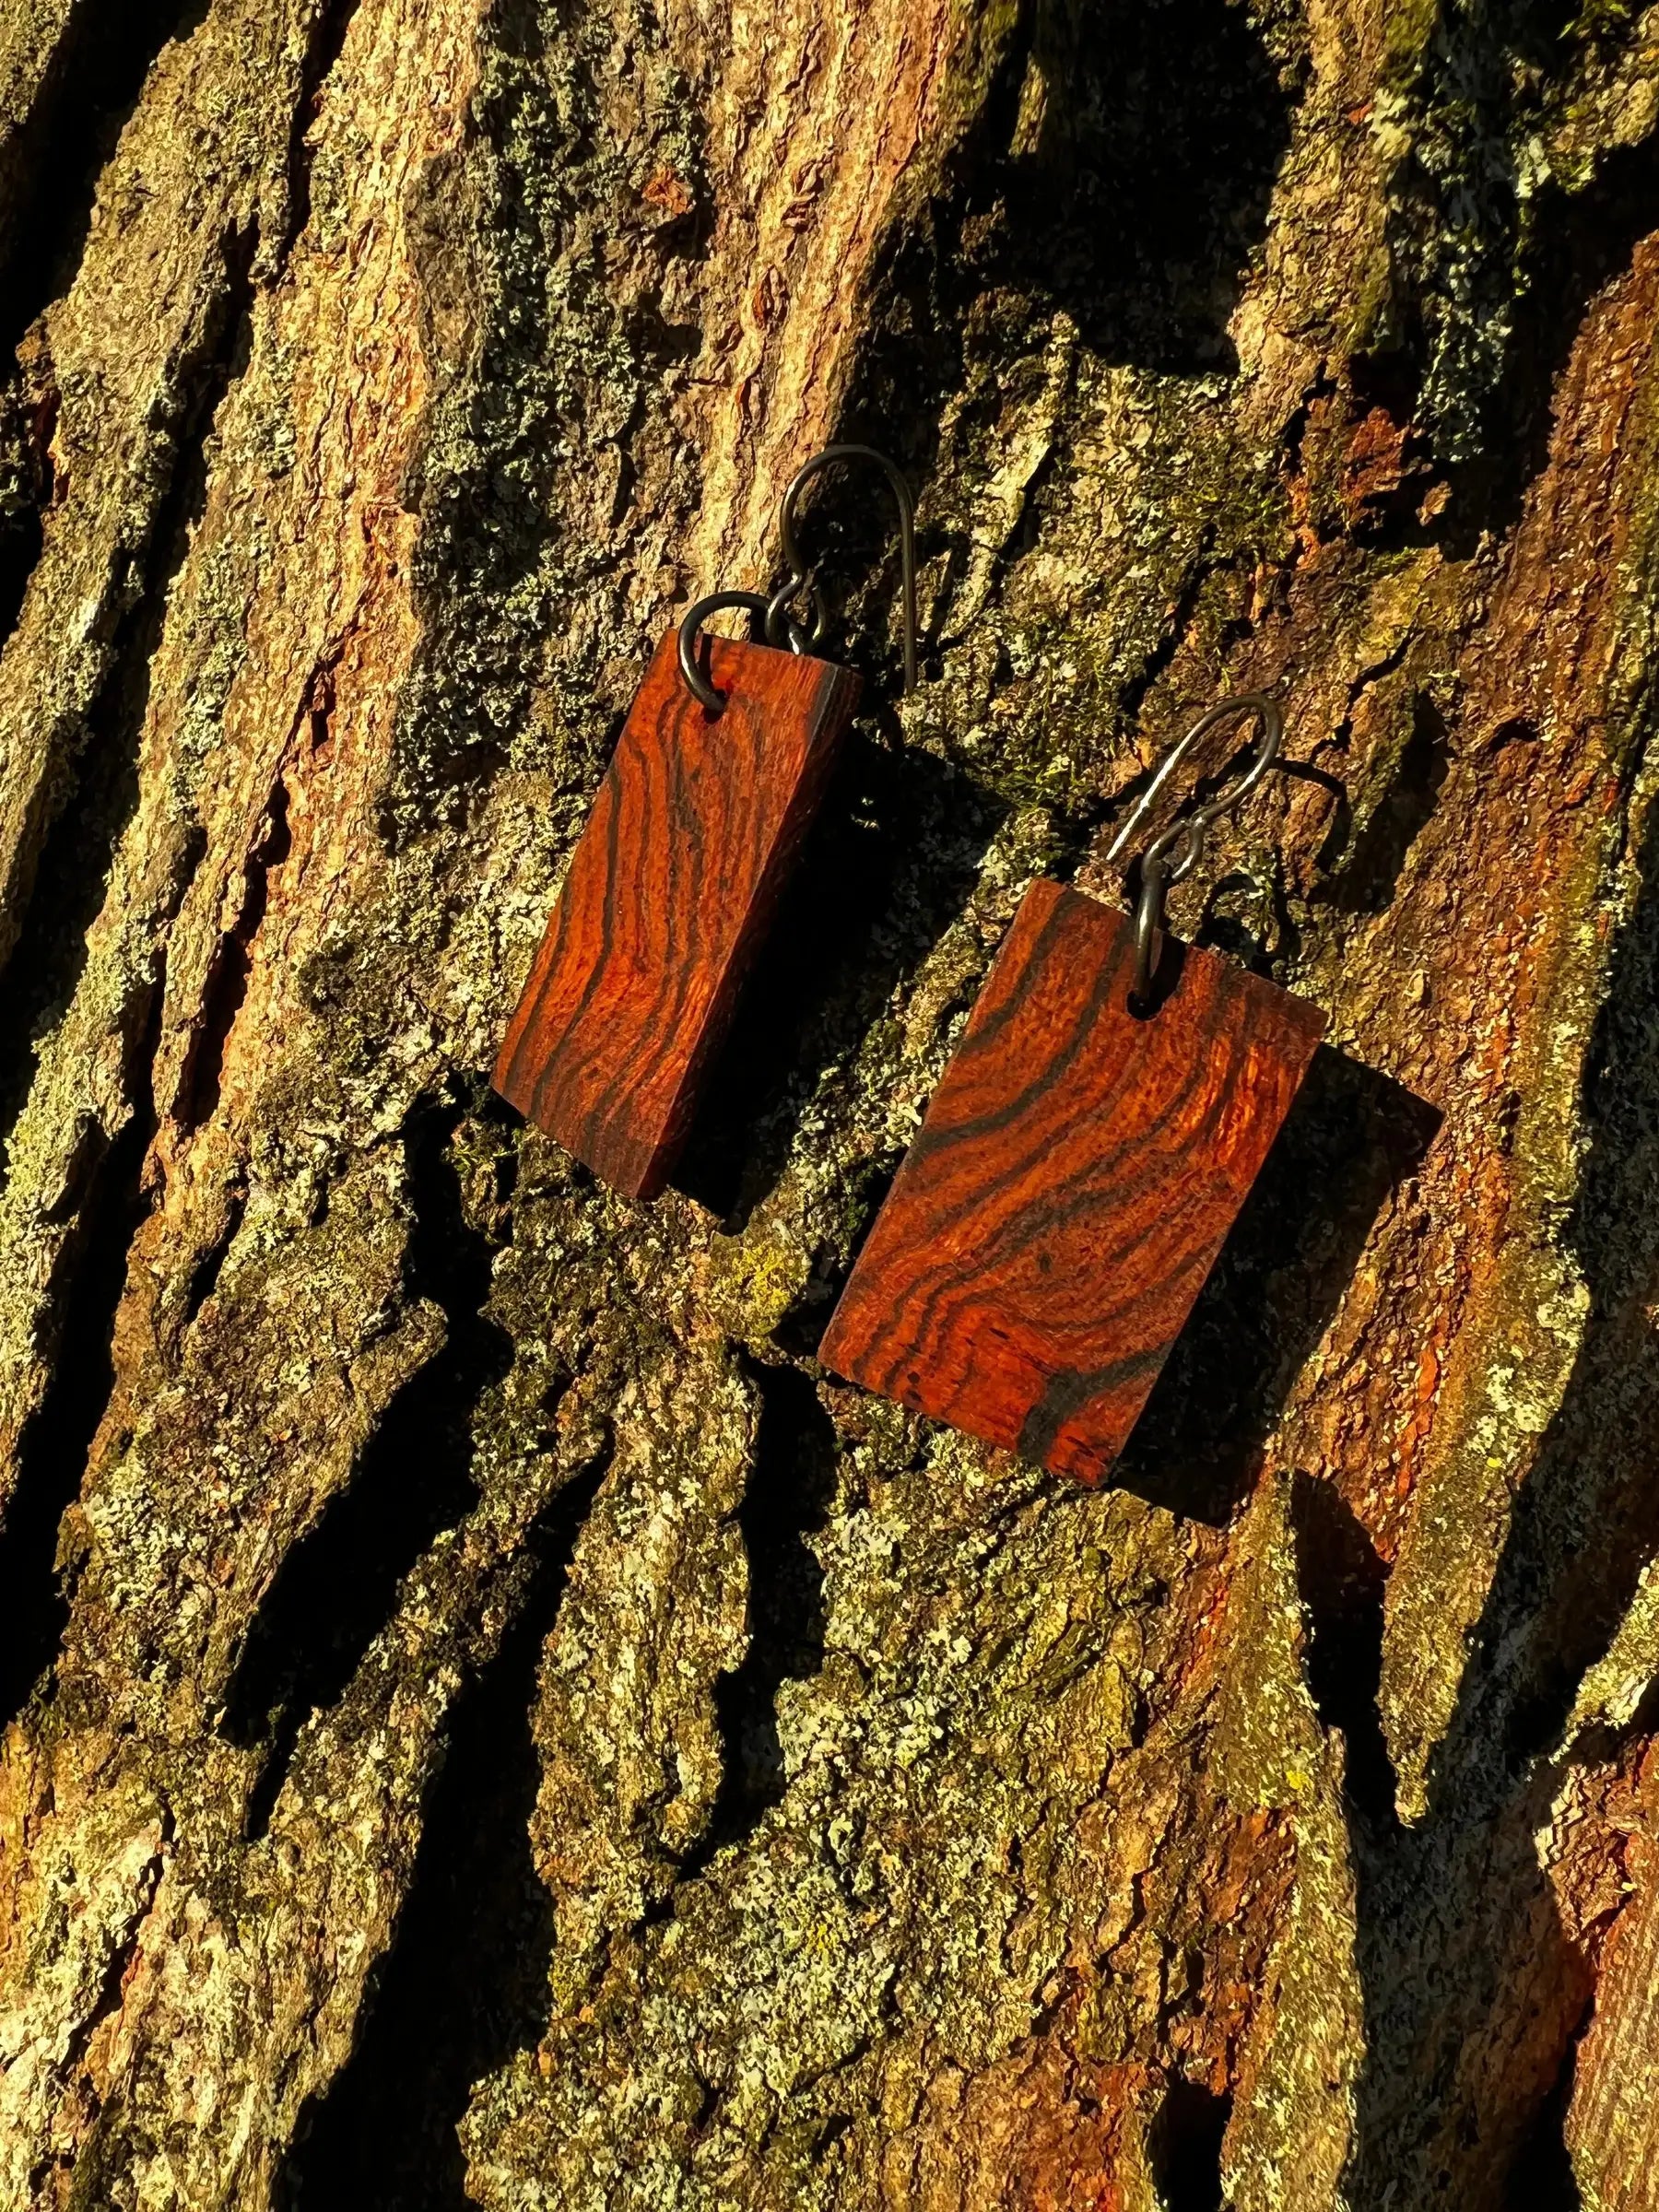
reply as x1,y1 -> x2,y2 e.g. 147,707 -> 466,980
493,631 -> 860,1197
820,879 -> 1327,1482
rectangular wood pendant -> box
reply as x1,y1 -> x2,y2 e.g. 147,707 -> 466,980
819,879 -> 1327,1484
493,630 -> 861,1198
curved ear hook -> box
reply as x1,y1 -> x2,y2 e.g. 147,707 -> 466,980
676,443 -> 918,712
1102,692 -> 1284,1011
768,442 -> 918,693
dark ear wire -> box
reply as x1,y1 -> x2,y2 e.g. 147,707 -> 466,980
675,444 -> 916,712
1103,692 -> 1284,1010
771,442 -> 917,692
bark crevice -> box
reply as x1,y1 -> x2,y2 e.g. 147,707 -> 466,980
0,997 -> 158,1730
276,1446 -> 609,2212
222,1089 -> 516,1838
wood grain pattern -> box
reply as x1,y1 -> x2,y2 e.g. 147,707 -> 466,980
493,631 -> 860,1197
820,880 -> 1327,1483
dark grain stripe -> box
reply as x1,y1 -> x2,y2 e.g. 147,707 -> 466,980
820,883 -> 1326,1484
492,631 -> 860,1198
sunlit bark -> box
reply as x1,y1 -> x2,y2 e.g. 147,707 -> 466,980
0,0 -> 1656,2204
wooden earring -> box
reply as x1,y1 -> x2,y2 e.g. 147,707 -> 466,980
493,445 -> 918,1200
820,695 -> 1327,1486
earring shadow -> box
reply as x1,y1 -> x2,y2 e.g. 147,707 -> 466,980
674,733 -> 1009,1230
1112,1043 -> 1442,1524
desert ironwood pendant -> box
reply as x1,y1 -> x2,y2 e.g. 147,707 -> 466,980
493,630 -> 860,1196
820,697 -> 1327,1485
493,446 -> 916,1198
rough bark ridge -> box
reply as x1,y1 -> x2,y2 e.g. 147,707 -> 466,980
0,0 -> 1655,2204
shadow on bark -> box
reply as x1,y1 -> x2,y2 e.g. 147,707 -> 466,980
0,222 -> 252,1733
806,0 -> 1300,688
1147,2079 -> 1231,2212
995,0 -> 1297,375
282,0 -> 366,258
222,1091 -> 514,1838
1115,1046 -> 1441,1526
1317,697 -> 1453,918
276,1457 -> 606,2212
0,0 -> 211,359
1305,785 -> 1659,2206
0,0 -> 215,651
0,1001 -> 159,1729
1366,0 -> 1659,549
676,736 -> 1007,1230
1509,2017 -> 1593,2212
1300,1472 -> 1593,2210
1448,132 -> 1659,547
914,0 -> 1297,392
684,1359 -> 839,1865
0,500 -> 41,663
1283,30 -> 1659,559
0,226 -> 253,1141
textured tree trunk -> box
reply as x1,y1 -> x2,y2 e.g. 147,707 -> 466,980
1,0 -> 1657,2203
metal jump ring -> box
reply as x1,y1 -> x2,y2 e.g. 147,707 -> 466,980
677,591 -> 778,712
1103,693 -> 1285,1011
763,573 -> 825,655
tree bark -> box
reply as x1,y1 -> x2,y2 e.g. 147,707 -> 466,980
0,0 -> 1656,2204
